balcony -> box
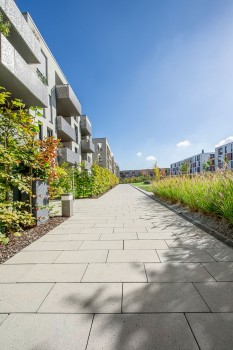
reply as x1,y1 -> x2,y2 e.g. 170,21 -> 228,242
58,147 -> 80,165
0,1 -> 41,63
80,115 -> 92,136
56,84 -> 81,116
81,139 -> 95,153
0,33 -> 48,107
56,116 -> 76,142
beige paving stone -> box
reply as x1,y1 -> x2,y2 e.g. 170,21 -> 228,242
186,313 -> 233,350
194,282 -> 233,312
114,227 -> 148,233
0,283 -> 54,312
19,264 -> 87,282
205,247 -> 233,262
79,240 -> 123,250
108,250 -> 160,263
145,263 -> 214,282
138,232 -> 176,239
80,228 -> 114,234
23,241 -> 83,251
38,283 -> 122,313
0,265 -> 33,283
82,263 -> 147,282
100,233 -> 137,240
124,239 -> 168,250
0,314 -> 93,350
38,233 -> 101,241
123,283 -> 209,312
94,223 -> 124,228
0,314 -> 8,325
87,314 -> 198,350
157,248 -> 215,262
55,250 -> 108,263
203,262 -> 233,281
4,251 -> 62,264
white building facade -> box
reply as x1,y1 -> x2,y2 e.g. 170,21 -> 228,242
215,141 -> 233,170
170,150 -> 215,175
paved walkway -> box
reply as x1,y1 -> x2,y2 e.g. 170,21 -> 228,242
0,185 -> 233,349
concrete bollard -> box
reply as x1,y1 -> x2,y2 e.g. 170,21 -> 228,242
61,194 -> 74,217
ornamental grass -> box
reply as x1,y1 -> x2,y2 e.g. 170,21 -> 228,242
152,171 -> 233,224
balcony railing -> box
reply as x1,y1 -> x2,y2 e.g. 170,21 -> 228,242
58,147 -> 80,165
56,116 -> 76,142
80,115 -> 92,136
0,33 -> 48,107
56,84 -> 82,116
81,139 -> 95,153
0,0 -> 41,63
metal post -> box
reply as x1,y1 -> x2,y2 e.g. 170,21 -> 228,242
61,194 -> 73,217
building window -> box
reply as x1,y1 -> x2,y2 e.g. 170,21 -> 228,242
75,125 -> 79,143
47,127 -> 53,138
97,143 -> 102,151
75,147 -> 78,153
49,95 -> 53,123
40,50 -> 48,78
38,123 -> 43,140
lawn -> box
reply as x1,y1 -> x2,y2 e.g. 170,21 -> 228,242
131,182 -> 153,192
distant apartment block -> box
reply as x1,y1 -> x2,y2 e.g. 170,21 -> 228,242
170,150 -> 215,175
215,141 -> 233,170
0,0 -> 94,170
120,169 -> 154,178
93,138 -> 119,176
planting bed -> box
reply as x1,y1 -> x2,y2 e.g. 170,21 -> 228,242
0,217 -> 67,264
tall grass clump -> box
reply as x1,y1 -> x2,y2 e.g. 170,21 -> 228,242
152,172 -> 233,224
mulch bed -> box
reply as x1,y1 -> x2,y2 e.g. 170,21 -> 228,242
0,217 -> 68,264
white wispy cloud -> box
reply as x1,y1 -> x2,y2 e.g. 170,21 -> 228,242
176,140 -> 191,147
146,155 -> 156,162
215,136 -> 233,148
137,152 -> 142,156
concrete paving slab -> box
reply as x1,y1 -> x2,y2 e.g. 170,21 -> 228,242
79,240 -> 123,250
94,223 -> 124,228
19,264 -> 87,282
87,313 -> 198,350
23,241 -> 83,251
157,249 -> 215,262
0,314 -> 8,325
138,232 -> 176,239
0,265 -> 33,283
205,247 -> 233,261
55,250 -> 108,263
108,250 -> 160,263
123,283 -> 209,312
114,227 -> 148,233
145,263 -> 214,282
80,228 -> 114,234
166,237 -> 225,249
100,233 -> 137,240
194,282 -> 233,312
38,283 -> 122,313
124,239 -> 168,250
82,263 -> 147,282
203,262 -> 233,281
38,233 -> 101,241
4,251 -> 62,264
0,283 -> 54,312
0,314 -> 93,350
186,313 -> 233,350
47,227 -> 86,234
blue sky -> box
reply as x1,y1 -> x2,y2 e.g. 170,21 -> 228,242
16,0 -> 233,169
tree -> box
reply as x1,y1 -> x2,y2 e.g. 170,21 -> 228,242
0,12 -> 11,37
180,160 -> 190,174
154,163 -> 160,181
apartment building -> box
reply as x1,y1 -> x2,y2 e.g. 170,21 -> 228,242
120,169 -> 154,178
170,150 -> 215,175
93,138 -> 119,176
215,141 -> 233,170
0,0 -> 95,169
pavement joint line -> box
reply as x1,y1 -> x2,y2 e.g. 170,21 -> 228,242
200,263 -> 218,282
191,282 -> 211,313
35,283 -> 56,313
143,263 -> 149,283
80,263 -> 89,283
184,313 -> 201,350
85,314 -> 95,350
106,250 -> 110,263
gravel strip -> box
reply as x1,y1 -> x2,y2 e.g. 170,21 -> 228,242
0,217 -> 68,264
